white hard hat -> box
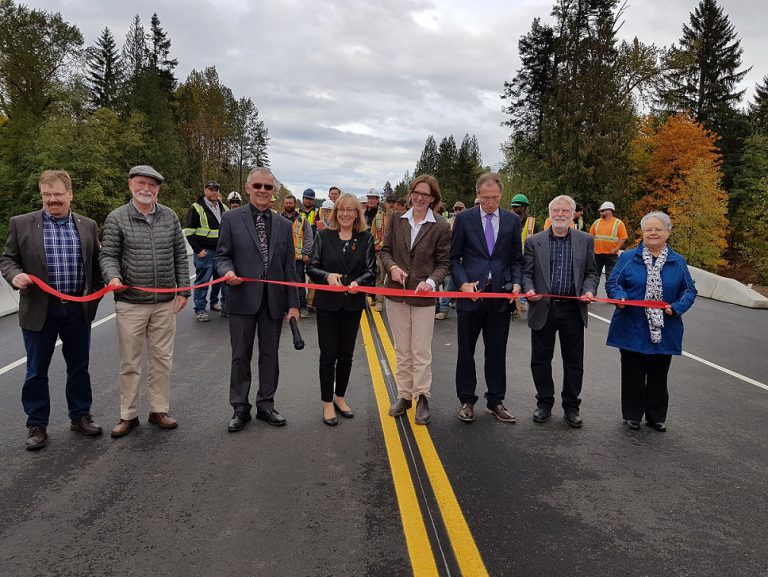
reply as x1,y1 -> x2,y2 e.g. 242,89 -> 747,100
321,200 -> 335,210
599,201 -> 616,212
366,188 -> 380,198
227,191 -> 242,201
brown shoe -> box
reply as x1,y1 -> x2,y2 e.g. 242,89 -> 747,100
458,403 -> 475,422
415,396 -> 431,425
70,413 -> 103,436
388,397 -> 412,417
148,412 -> 178,429
111,417 -> 140,438
25,426 -> 48,450
485,404 -> 516,423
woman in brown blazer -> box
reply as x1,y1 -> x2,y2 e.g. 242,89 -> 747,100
380,175 -> 451,425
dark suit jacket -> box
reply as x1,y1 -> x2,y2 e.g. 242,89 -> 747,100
522,229 -> 599,330
0,210 -> 102,331
306,229 -> 376,312
450,206 -> 523,312
380,210 -> 451,307
215,206 -> 300,318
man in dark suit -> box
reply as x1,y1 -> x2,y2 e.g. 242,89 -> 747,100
0,170 -> 103,450
216,167 -> 300,432
522,195 -> 599,428
451,172 -> 522,423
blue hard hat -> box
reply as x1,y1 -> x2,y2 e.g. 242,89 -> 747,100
302,188 -> 316,199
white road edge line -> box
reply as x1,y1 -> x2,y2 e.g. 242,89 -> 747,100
589,311 -> 768,392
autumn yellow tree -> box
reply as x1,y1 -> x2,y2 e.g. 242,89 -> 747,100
633,114 -> 729,270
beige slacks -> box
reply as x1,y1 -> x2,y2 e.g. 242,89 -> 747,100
115,300 -> 176,420
385,299 -> 435,400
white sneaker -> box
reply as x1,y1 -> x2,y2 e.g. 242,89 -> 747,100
434,311 -> 448,320
211,303 -> 222,311
196,312 -> 210,322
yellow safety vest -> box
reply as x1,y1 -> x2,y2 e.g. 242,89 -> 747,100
521,216 -> 536,244
290,215 -> 305,260
183,202 -> 227,239
591,218 -> 621,242
300,208 -> 318,226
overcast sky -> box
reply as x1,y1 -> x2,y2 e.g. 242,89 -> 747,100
28,0 -> 768,196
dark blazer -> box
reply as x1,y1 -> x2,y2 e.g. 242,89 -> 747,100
0,210 -> 103,331
449,206 -> 523,312
215,206 -> 300,319
380,210 -> 451,307
522,229 -> 599,330
306,229 -> 376,312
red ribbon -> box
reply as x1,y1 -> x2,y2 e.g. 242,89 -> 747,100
26,274 -> 667,309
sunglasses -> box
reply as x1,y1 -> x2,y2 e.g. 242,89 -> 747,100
249,182 -> 275,191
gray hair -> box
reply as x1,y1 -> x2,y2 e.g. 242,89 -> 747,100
247,167 -> 277,187
475,172 -> 503,194
641,211 -> 672,231
548,195 -> 576,212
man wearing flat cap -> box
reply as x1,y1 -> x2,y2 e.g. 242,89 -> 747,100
184,179 -> 228,322
100,165 -> 191,438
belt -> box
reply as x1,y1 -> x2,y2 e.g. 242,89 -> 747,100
550,297 -> 577,306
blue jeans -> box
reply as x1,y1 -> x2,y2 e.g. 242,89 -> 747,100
437,274 -> 454,313
21,301 -> 93,427
193,251 -> 224,313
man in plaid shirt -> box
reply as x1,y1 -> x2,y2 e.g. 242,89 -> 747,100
0,170 -> 104,450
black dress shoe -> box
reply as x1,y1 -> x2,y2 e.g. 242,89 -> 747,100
533,407 -> 551,423
228,411 -> 251,432
624,419 -> 641,430
256,408 -> 286,426
648,421 -> 666,432
323,415 -> 338,426
333,401 -> 354,419
564,410 -> 583,428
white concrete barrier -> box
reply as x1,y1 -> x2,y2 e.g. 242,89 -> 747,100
0,275 -> 20,317
688,265 -> 768,309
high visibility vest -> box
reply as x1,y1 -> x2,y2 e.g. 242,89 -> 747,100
183,202 -> 226,239
590,217 -> 625,254
300,208 -> 318,226
289,215 -> 305,260
521,216 -> 536,244
590,218 -> 621,242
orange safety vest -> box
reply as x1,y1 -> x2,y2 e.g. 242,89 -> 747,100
589,217 -> 626,254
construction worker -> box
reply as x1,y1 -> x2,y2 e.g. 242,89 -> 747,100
299,188 -> 319,229
184,180 -> 228,321
367,189 -> 389,312
510,194 -> 536,246
281,195 -> 314,318
227,191 -> 242,209
589,201 -> 628,293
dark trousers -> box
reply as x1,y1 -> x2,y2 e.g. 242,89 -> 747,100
455,300 -> 511,407
316,308 -> 362,402
228,302 -> 283,412
595,253 -> 618,293
531,301 -> 584,411
620,349 -> 672,423
21,301 -> 93,427
294,259 -> 307,310
193,251 -> 224,313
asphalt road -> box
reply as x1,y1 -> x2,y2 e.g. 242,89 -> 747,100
0,292 -> 766,577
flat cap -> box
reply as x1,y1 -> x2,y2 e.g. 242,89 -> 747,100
129,165 -> 164,184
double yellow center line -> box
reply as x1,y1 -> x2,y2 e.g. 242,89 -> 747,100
360,307 -> 489,577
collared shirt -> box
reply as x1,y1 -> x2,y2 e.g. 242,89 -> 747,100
250,203 -> 273,242
548,229 -> 576,296
204,197 -> 221,223
42,210 -> 84,296
401,208 -> 437,289
132,201 -> 157,225
479,208 -> 500,242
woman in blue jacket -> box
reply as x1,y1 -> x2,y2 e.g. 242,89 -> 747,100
605,211 -> 697,432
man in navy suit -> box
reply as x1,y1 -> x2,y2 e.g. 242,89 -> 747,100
450,172 -> 522,423
215,167 -> 300,432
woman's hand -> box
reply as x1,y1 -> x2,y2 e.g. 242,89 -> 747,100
616,298 -> 626,309
664,306 -> 674,316
415,281 -> 433,293
390,266 -> 407,285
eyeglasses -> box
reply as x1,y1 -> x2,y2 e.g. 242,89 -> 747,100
249,182 -> 274,191
42,192 -> 68,199
206,187 -> 220,191
337,207 -> 358,214
454,207 -> 463,211
410,191 -> 432,199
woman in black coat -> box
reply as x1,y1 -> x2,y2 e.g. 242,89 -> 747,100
307,193 -> 376,426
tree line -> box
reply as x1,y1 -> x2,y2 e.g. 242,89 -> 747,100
0,1 -> 269,241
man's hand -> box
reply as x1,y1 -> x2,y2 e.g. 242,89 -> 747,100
173,295 -> 188,314
508,284 -> 521,304
108,277 -> 126,293
327,273 -> 343,286
286,307 -> 300,321
197,249 -> 207,258
224,270 -> 242,286
579,291 -> 594,303
525,289 -> 543,302
302,255 -> 309,263
415,281 -> 433,293
347,281 -> 359,294
11,273 -> 32,289
460,281 -> 480,301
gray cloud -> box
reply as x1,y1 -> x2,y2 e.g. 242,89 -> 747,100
29,0 -> 768,194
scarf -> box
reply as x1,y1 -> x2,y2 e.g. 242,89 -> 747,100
642,244 -> 668,344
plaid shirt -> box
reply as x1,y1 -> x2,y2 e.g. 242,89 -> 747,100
43,211 -> 84,296
548,229 -> 575,296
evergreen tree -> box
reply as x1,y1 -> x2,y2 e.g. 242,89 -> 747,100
394,170 -> 412,197
436,135 -> 458,200
455,134 -> 484,206
147,13 -> 177,95
85,27 -> 122,109
749,76 -> 768,135
231,96 -> 270,192
382,181 -> 393,197
121,14 -> 146,85
414,134 -> 439,177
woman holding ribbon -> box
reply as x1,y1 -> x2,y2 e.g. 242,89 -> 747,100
380,175 -> 451,425
605,211 -> 697,432
307,193 -> 376,426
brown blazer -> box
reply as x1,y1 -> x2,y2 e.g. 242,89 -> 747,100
380,210 -> 451,307
0,210 -> 103,331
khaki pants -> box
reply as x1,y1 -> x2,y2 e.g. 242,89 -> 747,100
115,300 -> 176,420
385,299 -> 435,400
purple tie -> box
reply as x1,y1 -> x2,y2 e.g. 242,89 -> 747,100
484,213 -> 495,254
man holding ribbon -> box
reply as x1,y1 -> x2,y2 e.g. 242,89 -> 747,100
100,165 -> 190,438
523,195 -> 599,428
1,170 -> 104,450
